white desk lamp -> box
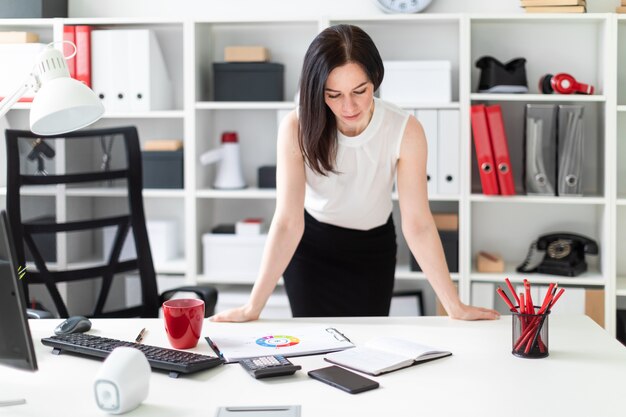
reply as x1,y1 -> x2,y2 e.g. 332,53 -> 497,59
0,41 -> 104,135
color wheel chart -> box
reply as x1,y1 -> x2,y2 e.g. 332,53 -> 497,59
256,335 -> 300,348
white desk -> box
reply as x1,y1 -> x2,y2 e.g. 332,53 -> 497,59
2,316 -> 625,416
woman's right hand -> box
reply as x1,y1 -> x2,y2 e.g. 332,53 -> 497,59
209,304 -> 260,323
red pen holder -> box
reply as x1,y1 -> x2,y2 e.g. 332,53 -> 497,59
511,306 -> 550,359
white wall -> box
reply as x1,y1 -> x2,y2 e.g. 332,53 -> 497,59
68,0 -> 617,19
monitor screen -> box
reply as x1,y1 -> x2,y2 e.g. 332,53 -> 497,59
0,210 -> 37,371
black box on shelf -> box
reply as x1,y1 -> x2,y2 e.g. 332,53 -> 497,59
617,310 -> 626,347
410,230 -> 458,273
258,165 -> 276,189
213,62 -> 284,101
142,150 -> 184,189
0,0 -> 67,18
25,216 -> 56,263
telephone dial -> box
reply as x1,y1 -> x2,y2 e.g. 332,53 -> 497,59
516,233 -> 598,277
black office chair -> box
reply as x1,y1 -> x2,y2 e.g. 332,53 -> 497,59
5,126 -> 217,318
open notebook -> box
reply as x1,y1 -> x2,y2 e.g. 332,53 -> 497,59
324,337 -> 451,376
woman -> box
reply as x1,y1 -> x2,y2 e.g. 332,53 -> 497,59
212,24 -> 499,321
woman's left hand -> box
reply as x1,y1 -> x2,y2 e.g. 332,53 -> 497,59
448,303 -> 500,321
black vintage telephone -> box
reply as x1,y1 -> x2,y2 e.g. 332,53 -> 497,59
516,233 -> 598,277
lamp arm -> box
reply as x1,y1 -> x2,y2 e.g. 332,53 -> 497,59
0,73 -> 38,120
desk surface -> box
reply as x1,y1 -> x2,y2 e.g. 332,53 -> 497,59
2,315 -> 625,417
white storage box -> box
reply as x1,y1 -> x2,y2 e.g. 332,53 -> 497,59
103,220 -> 178,263
202,234 -> 267,283
379,61 -> 451,104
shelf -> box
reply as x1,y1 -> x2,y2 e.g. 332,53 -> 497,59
470,93 -> 606,103
20,186 -> 59,197
617,199 -> 626,206
617,105 -> 626,112
470,195 -> 606,205
393,192 -> 460,202
196,188 -> 277,199
65,188 -> 185,198
471,264 -> 605,287
618,277 -> 626,297
196,102 -> 296,110
102,110 -> 185,119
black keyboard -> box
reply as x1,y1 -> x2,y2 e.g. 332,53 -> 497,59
41,333 -> 224,378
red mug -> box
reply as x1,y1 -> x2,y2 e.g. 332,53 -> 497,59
162,299 -> 205,349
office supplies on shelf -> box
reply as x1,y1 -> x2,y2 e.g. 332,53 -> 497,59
213,62 -> 284,101
324,337 -> 451,376
415,109 -> 438,195
516,232 -> 598,276
475,56 -> 528,93
524,104 -> 557,195
94,347 -> 150,414
74,25 -> 92,88
471,104 -> 499,195
540,73 -> 594,95
308,365 -> 380,394
205,326 -> 354,363
92,29 -> 173,112
485,105 -> 515,195
41,333 -> 224,378
62,26 -> 76,78
200,132 -> 246,189
144,139 -> 183,151
0,31 -> 39,43
216,406 -> 301,417
557,105 -> 585,196
437,109 -> 460,194
224,46 -> 270,62
477,251 -> 504,273
239,355 -> 302,379
379,60 -> 451,103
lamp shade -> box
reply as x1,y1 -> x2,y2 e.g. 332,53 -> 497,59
30,77 -> 104,135
20,45 -> 105,136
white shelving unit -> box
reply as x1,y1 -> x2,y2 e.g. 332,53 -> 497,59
0,13 -> 623,333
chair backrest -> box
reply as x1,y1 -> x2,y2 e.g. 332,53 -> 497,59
5,126 -> 160,318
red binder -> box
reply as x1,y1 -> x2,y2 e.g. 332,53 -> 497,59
485,105 -> 515,195
471,105 -> 499,195
63,25 -> 76,79
75,25 -> 92,87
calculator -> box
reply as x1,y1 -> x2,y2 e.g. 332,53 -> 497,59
239,355 -> 302,379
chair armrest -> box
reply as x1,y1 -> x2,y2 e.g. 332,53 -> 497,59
26,308 -> 55,319
160,286 -> 218,317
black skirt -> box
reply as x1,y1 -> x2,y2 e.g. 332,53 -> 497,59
283,211 -> 397,317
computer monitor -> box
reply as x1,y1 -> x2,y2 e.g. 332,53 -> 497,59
0,210 -> 37,371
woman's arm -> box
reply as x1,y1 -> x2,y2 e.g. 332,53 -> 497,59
211,111 -> 306,322
397,116 -> 499,320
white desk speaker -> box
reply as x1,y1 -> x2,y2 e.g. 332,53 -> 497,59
94,347 -> 150,415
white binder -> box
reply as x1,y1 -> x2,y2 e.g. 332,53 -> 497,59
415,110 -> 438,196
127,29 -> 173,112
91,30 -> 114,113
437,109 -> 460,194
91,29 -> 173,114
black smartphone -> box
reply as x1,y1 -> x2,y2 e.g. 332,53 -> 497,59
308,365 -> 379,394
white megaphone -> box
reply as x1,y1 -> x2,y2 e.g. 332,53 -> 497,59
200,132 -> 246,189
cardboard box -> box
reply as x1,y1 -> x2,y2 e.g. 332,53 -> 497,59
144,139 -> 183,151
433,213 -> 458,231
379,61 -> 451,103
202,234 -> 267,283
213,62 -> 284,101
0,31 -> 39,43
224,46 -> 270,62
476,251 -> 504,273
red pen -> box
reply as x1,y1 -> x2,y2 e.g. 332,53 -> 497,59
524,279 -> 535,314
504,278 -> 521,307
496,287 -> 518,313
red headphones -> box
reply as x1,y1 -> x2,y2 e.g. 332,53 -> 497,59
539,73 -> 595,95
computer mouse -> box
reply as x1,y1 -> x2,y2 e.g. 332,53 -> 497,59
54,316 -> 92,335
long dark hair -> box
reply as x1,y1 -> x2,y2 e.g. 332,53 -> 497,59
298,24 -> 384,176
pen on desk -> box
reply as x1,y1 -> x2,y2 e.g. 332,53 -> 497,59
135,328 -> 147,344
205,336 -> 223,358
